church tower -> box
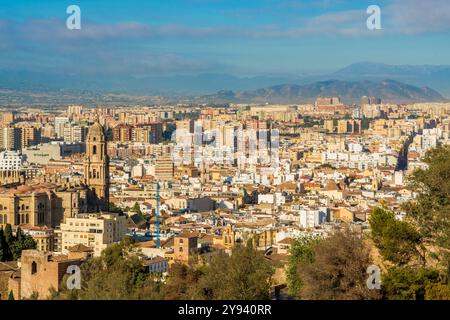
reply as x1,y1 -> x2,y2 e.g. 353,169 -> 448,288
84,121 -> 109,211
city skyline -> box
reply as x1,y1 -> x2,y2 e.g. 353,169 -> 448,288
0,0 -> 449,305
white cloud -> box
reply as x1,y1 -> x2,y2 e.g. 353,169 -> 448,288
385,0 -> 450,34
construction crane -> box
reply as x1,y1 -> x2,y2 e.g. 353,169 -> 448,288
155,181 -> 160,248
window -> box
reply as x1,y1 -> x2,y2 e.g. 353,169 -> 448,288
93,145 -> 97,155
31,261 -> 37,275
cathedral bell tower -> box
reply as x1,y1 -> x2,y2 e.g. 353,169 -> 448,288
84,121 -> 109,211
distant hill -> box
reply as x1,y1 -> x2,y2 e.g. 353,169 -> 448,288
201,79 -> 445,104
0,70 -> 297,95
333,62 -> 450,97
0,64 -> 448,106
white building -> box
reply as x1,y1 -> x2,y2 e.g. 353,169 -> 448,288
298,208 -> 328,229
54,117 -> 70,139
145,257 -> 169,274
59,212 -> 127,257
257,192 -> 286,205
0,150 -> 25,171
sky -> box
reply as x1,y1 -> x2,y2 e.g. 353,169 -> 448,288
1,0 -> 450,77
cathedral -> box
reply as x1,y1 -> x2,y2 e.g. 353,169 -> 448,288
0,121 -> 110,229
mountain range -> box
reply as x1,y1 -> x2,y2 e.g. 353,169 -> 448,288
0,62 -> 449,105
194,79 -> 445,104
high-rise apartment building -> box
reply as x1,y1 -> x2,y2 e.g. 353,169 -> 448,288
112,124 -> 132,142
337,119 -> 362,134
21,126 -> 41,148
0,126 -> 22,150
54,117 -> 69,139
67,105 -> 83,118
131,123 -> 163,144
155,154 -> 174,181
0,112 -> 15,125
63,124 -> 88,143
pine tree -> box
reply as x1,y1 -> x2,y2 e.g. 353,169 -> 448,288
4,224 -> 13,244
2,224 -> 13,261
16,227 -> 23,242
0,227 -> 6,262
8,290 -> 14,300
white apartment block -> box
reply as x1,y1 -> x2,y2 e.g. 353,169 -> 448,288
0,150 -> 25,171
298,208 -> 328,229
54,117 -> 69,139
60,212 -> 127,257
258,192 -> 286,205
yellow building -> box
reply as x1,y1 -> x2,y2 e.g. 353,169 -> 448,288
0,112 -> 14,125
19,225 -> 54,252
213,224 -> 236,249
21,126 -> 41,148
0,183 -> 85,229
155,154 -> 174,181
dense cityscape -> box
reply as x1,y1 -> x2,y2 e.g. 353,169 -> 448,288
1,0 -> 450,308
0,97 -> 449,300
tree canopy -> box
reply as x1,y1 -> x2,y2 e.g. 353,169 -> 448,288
0,225 -> 36,262
288,228 -> 381,300
368,145 -> 450,300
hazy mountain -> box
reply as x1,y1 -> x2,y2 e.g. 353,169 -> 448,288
0,70 -> 297,95
205,79 -> 445,104
1,63 -> 449,105
0,79 -> 444,107
333,62 -> 450,97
